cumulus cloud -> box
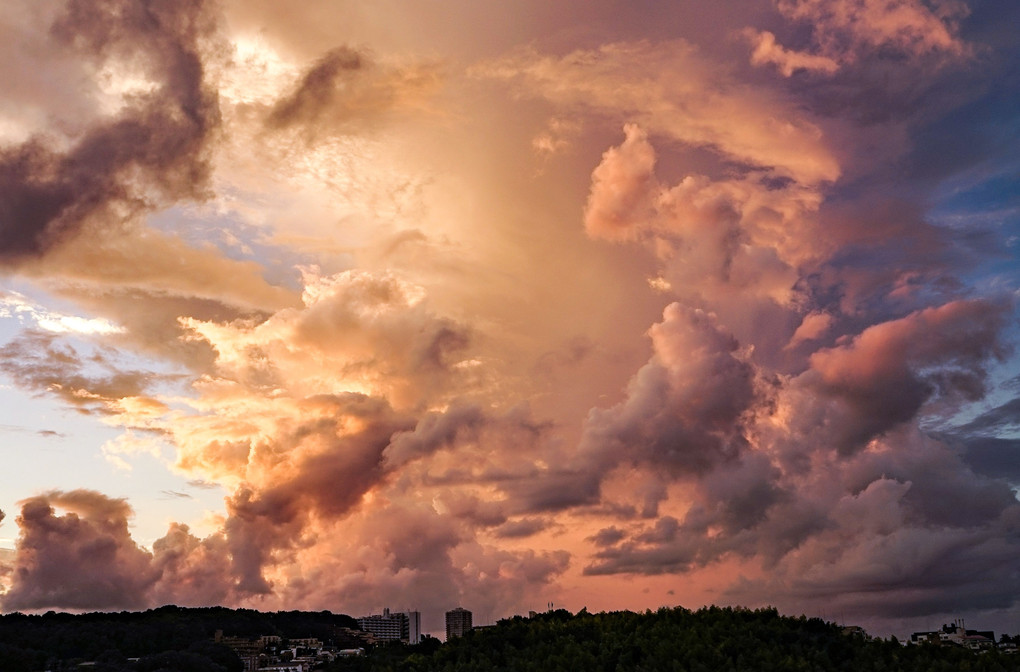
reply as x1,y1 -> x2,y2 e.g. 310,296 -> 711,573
799,299 -> 1008,454
578,303 -> 758,481
0,0 -> 1017,637
150,523 -> 233,607
3,490 -> 157,611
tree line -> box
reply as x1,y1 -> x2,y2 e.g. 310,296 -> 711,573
333,606 -> 1020,672
1,604 -> 1019,672
0,604 -> 356,671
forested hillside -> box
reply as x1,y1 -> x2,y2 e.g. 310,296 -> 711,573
335,607 -> 1020,672
0,605 -> 355,671
1,604 -> 1018,672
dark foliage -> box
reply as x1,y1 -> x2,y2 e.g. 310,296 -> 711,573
330,606 -> 1020,672
0,605 -> 358,671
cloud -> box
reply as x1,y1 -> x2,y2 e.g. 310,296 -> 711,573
220,393 -> 412,594
582,124 -> 824,318
952,397 -> 1020,436
578,303 -> 758,480
474,40 -> 840,185
747,0 -> 972,82
0,0 -> 1017,636
801,299 -> 1008,454
0,0 -> 220,265
0,331 -> 161,417
2,490 -> 158,611
150,523 -> 233,607
785,311 -> 833,349
0,292 -> 124,335
264,45 -> 441,136
583,124 -> 659,243
773,0 -> 972,66
746,30 -> 840,76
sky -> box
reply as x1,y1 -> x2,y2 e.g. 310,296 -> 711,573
0,0 -> 1019,640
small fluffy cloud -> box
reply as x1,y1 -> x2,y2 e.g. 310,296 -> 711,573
747,30 -> 840,76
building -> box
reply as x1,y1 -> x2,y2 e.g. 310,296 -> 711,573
446,607 -> 472,640
405,610 -> 422,645
910,620 -> 996,650
357,608 -> 421,644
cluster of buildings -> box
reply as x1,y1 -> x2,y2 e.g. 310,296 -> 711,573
353,606 -> 475,644
216,607 -> 476,671
909,619 -> 1013,652
214,632 -> 361,672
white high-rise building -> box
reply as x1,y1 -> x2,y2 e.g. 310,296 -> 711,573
357,608 -> 422,644
405,610 -> 422,645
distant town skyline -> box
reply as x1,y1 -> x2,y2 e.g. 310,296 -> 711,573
0,0 -> 1018,641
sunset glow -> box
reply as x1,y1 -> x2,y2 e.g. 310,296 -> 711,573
1,0 -> 1018,639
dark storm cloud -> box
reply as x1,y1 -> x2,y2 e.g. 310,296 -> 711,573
0,0 -> 219,264
734,510 -> 1020,621
502,469 -> 601,514
580,456 -> 786,576
267,46 -> 364,128
265,45 -> 440,135
384,402 -> 485,467
954,436 -> 1020,483
0,492 -> 241,611
587,526 -> 626,548
928,419 -> 1020,487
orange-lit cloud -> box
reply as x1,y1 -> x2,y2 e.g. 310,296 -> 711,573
0,0 -> 1018,639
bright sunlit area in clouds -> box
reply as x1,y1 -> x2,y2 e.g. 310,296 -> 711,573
0,0 -> 1018,640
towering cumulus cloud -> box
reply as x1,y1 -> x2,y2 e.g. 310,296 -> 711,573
0,0 -> 1017,637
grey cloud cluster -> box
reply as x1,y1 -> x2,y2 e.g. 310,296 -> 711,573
0,331 -> 161,417
3,491 -> 157,611
0,0 -> 219,264
263,44 -> 440,139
